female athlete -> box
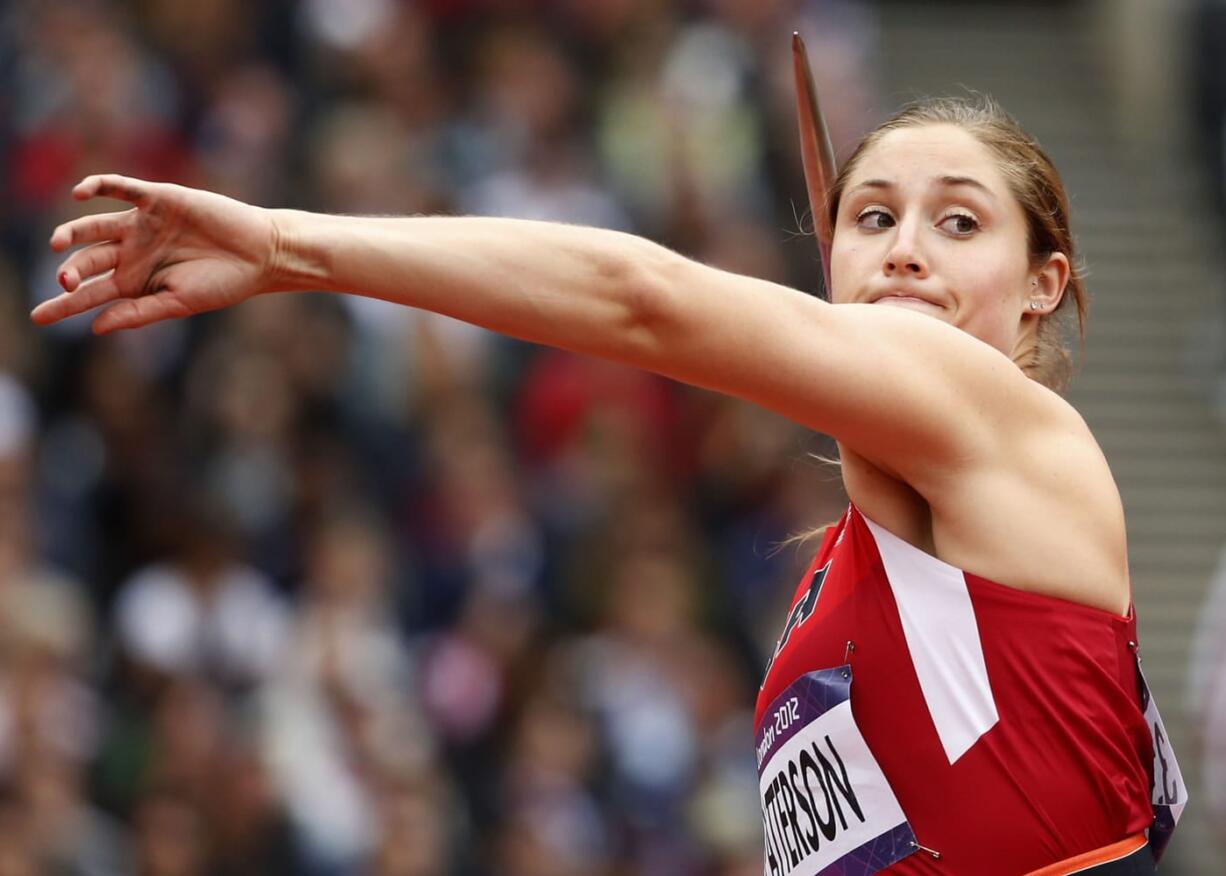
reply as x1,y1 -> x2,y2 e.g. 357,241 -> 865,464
33,97 -> 1178,875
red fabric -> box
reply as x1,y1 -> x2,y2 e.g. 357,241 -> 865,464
755,506 -> 1153,875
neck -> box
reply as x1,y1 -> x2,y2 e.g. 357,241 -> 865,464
1009,324 -> 1044,383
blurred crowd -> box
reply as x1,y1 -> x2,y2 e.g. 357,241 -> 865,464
0,0 -> 875,873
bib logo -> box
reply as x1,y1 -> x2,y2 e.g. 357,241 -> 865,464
762,561 -> 830,684
761,734 -> 866,875
756,671 -> 918,875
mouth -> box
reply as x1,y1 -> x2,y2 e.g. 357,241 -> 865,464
869,290 -> 943,309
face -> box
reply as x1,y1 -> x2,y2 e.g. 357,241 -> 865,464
830,124 -> 1054,358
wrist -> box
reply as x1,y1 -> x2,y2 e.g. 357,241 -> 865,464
264,209 -> 331,294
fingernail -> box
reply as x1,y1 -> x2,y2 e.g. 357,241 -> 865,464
58,271 -> 68,287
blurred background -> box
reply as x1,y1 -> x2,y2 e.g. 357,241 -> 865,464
1,0 -> 1224,873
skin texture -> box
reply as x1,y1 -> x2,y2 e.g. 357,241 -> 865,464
31,130 -> 1129,614
822,128 -> 1125,616
830,124 -> 1069,365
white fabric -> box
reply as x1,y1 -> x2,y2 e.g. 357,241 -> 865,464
758,697 -> 907,874
1138,664 -> 1187,824
114,562 -> 287,681
860,511 -> 999,764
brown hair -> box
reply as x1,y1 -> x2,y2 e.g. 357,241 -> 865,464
826,95 -> 1088,392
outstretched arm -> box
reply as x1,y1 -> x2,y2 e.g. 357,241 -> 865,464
34,174 -> 1048,490
36,175 -> 691,359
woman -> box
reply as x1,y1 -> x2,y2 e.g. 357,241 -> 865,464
34,97 -> 1176,874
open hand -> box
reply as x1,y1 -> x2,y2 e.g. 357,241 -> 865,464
32,175 -> 279,334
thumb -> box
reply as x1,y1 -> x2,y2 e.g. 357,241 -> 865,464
92,291 -> 198,335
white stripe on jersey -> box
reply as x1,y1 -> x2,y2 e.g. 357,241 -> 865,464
860,510 -> 1000,764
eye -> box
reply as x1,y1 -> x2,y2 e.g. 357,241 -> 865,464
939,211 -> 980,236
855,208 -> 895,230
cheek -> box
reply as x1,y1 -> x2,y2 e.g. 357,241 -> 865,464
964,243 -> 1027,307
948,247 -> 1026,337
828,235 -> 867,303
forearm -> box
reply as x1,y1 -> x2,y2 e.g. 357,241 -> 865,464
268,210 -> 680,366
40,175 -> 1029,491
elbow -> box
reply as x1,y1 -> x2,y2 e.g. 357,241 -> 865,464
611,240 -> 689,365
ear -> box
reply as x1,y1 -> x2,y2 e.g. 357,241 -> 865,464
1027,253 -> 1070,315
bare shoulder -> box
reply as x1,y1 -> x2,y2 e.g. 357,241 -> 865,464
649,271 -> 1129,611
847,382 -> 1131,615
948,390 -> 1129,613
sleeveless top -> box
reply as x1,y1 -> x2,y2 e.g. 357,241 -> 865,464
754,504 -> 1155,874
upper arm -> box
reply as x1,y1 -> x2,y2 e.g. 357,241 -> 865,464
635,257 -> 1047,491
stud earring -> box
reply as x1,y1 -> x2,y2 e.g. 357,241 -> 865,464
1029,301 -> 1041,311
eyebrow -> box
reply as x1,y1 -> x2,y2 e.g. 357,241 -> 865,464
848,175 -> 996,199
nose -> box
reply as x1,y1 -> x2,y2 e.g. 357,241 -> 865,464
882,221 -> 929,278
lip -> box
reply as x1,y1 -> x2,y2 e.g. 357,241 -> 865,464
868,289 -> 943,307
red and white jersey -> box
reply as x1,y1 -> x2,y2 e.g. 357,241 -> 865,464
755,505 -> 1154,874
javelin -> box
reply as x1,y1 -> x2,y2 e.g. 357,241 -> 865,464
792,32 -> 838,297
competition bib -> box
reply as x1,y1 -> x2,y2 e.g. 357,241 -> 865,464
756,667 -> 918,876
1137,661 -> 1187,863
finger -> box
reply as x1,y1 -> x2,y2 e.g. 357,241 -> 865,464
72,174 -> 153,207
93,291 -> 196,335
58,242 -> 121,292
50,211 -> 131,252
30,275 -> 121,326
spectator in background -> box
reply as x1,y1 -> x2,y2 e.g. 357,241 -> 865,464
129,787 -> 206,876
14,0 -> 194,333
38,336 -> 184,598
570,511 -> 714,869
368,766 -> 461,876
3,2 -> 884,873
259,508 -> 435,874
0,555 -> 126,876
304,100 -> 481,424
193,62 -> 296,206
0,370 -> 127,875
513,348 -> 684,521
460,26 -> 632,233
0,783 -> 40,876
407,391 -> 546,624
183,327 -> 303,566
202,726 -> 302,875
677,636 -> 762,875
8,747 -> 130,875
112,501 -> 288,696
493,688 -> 610,876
